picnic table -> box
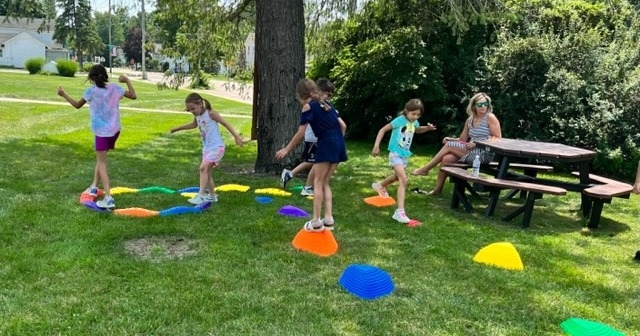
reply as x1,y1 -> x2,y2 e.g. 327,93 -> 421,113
466,138 -> 631,228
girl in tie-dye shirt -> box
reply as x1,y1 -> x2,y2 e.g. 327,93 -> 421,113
57,64 -> 137,209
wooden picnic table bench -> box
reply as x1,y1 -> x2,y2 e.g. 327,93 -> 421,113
441,166 -> 567,228
570,172 -> 633,228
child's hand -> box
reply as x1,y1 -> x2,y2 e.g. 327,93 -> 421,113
170,128 -> 178,133
235,136 -> 244,147
275,148 -> 289,160
371,146 -> 380,156
57,86 -> 66,97
426,123 -> 437,131
118,75 -> 129,83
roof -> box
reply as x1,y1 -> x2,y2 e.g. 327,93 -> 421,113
0,15 -> 54,32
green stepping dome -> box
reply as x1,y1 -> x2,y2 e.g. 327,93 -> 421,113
560,317 -> 625,336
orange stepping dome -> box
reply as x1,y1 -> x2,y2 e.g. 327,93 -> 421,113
473,242 -> 524,271
291,229 -> 338,257
113,207 -> 159,218
364,196 -> 396,207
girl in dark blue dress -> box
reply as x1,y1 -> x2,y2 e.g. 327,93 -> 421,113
276,79 -> 347,232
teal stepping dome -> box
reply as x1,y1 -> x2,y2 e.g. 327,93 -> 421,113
338,264 -> 394,300
560,317 -> 625,336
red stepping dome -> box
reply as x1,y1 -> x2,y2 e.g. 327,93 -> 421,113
291,229 -> 338,257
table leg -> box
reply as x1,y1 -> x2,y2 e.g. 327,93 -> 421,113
578,162 -> 592,217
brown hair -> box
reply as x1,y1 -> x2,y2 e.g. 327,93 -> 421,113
296,78 -> 319,105
401,98 -> 424,116
185,92 -> 212,110
88,64 -> 109,88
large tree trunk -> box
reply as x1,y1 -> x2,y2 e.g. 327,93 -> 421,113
253,0 -> 305,174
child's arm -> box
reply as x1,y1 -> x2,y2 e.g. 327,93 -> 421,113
170,118 -> 197,133
275,124 -> 306,160
416,123 -> 436,133
210,111 -> 244,146
57,86 -> 86,109
118,75 -> 137,100
371,123 -> 392,156
338,117 -> 347,136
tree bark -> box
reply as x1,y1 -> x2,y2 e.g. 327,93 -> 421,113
253,0 -> 305,174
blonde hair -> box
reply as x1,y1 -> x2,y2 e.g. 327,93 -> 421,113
466,92 -> 493,117
400,98 -> 424,116
296,78 -> 319,105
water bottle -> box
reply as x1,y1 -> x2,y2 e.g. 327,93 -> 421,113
472,155 -> 481,177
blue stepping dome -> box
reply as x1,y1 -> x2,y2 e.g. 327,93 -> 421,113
338,264 -> 394,300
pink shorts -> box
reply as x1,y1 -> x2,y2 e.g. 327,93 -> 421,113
95,132 -> 120,151
203,146 -> 225,165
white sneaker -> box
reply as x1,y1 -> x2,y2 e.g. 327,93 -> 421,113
86,186 -> 99,197
301,186 -> 314,196
281,169 -> 293,189
204,193 -> 219,203
303,219 -> 324,232
188,194 -> 209,205
392,210 -> 410,224
372,182 -> 389,198
96,196 -> 115,209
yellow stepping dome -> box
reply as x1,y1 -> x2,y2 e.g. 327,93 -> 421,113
110,187 -> 140,195
473,242 -> 524,271
255,188 -> 292,196
215,184 -> 251,192
180,192 -> 198,198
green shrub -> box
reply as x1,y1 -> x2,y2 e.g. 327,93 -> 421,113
24,57 -> 46,74
82,62 -> 93,72
56,59 -> 78,77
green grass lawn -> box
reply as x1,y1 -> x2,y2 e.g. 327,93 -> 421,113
0,72 -> 638,335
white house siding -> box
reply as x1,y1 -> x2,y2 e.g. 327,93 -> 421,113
1,32 -> 45,68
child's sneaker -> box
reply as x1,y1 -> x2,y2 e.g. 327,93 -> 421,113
303,219 -> 324,232
86,186 -> 99,197
188,194 -> 209,205
204,193 -> 219,203
392,209 -> 410,224
301,186 -> 314,196
280,169 -> 293,189
96,196 -> 115,209
372,182 -> 389,198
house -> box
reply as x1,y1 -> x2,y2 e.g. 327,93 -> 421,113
0,16 -> 69,68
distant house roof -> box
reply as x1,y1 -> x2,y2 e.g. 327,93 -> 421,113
0,32 -> 18,44
0,15 -> 54,32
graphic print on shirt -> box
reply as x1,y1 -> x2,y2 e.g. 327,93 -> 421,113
397,122 -> 415,150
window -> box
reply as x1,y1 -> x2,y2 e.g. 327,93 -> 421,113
0,49 -> 3,58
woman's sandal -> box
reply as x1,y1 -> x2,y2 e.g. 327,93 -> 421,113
303,219 -> 324,232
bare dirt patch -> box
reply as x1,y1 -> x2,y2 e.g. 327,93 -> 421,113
124,236 -> 198,262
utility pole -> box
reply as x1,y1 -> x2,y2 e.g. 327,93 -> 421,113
141,0 -> 147,80
108,0 -> 112,74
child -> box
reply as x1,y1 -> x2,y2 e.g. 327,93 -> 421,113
371,99 -> 436,223
276,78 -> 347,232
280,78 -> 345,196
57,64 -> 137,209
170,92 -> 244,205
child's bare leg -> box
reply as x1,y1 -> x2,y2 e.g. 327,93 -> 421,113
198,160 -> 214,195
379,174 -> 399,188
292,162 -> 313,177
412,146 -> 468,175
305,165 -> 315,187
96,151 -> 110,197
393,165 -> 408,210
430,153 -> 460,195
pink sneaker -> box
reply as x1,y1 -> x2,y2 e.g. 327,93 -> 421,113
372,182 -> 389,198
392,209 -> 410,224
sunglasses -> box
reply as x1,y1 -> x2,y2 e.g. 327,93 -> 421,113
475,101 -> 490,108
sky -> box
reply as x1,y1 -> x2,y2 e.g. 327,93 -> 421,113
90,0 -> 156,14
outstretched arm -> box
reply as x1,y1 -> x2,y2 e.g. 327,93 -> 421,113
371,123 -> 392,156
170,118 -> 197,133
57,86 -> 86,109
119,75 -> 137,100
275,124 -> 306,160
210,111 -> 244,146
416,123 -> 436,134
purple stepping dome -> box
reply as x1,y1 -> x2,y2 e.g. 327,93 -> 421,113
83,201 -> 111,213
277,205 -> 309,217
